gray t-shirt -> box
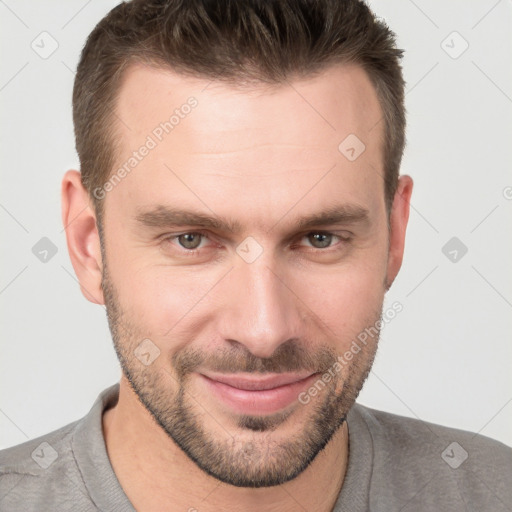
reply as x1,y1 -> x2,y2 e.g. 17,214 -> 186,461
1,384 -> 511,511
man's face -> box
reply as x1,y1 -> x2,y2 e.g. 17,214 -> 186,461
100,63 -> 392,487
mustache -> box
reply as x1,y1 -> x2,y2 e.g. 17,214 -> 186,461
171,341 -> 338,379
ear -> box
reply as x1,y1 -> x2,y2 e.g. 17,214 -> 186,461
61,170 -> 105,305
386,175 -> 413,290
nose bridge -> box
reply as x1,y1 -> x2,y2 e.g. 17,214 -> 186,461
224,255 -> 298,358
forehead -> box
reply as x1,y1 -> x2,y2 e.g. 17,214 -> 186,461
106,62 -> 385,232
115,62 -> 382,149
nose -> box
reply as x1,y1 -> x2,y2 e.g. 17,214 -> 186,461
220,255 -> 302,359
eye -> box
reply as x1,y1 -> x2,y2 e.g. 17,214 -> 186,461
175,232 -> 206,250
160,231 -> 220,260
301,231 -> 350,249
305,232 -> 335,249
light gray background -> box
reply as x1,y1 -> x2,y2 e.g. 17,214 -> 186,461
1,0 -> 511,450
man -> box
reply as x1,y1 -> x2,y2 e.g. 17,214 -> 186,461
1,0 -> 510,510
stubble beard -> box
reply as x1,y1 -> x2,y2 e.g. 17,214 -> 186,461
101,262 -> 381,488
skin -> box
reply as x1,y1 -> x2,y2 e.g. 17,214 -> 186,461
62,62 -> 412,512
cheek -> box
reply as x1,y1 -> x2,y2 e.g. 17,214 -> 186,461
288,253 -> 388,339
102,225 -> 213,338
112,259 -> 224,341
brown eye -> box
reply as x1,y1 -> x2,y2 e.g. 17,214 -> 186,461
177,233 -> 203,249
307,232 -> 333,248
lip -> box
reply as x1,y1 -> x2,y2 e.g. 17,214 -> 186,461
198,371 -> 319,415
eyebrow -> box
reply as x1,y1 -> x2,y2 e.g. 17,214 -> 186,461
136,206 -> 243,233
135,204 -> 370,234
294,205 -> 370,231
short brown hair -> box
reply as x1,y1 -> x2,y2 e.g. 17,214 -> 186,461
73,0 -> 406,220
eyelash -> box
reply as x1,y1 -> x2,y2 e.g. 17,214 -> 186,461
162,230 -> 352,255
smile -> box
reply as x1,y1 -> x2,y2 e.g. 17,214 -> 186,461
198,372 -> 319,415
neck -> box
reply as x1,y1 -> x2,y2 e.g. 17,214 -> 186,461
103,377 -> 349,512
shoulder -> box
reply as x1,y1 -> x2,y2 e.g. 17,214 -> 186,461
0,420 -> 77,476
0,385 -> 120,511
0,420 -> 95,512
349,403 -> 512,510
352,403 -> 512,464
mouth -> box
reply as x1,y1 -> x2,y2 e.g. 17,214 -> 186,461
198,371 -> 319,415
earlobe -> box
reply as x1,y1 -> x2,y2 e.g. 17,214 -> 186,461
385,175 -> 413,290
61,170 -> 105,305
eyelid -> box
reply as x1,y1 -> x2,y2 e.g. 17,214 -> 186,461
162,229 -> 210,239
